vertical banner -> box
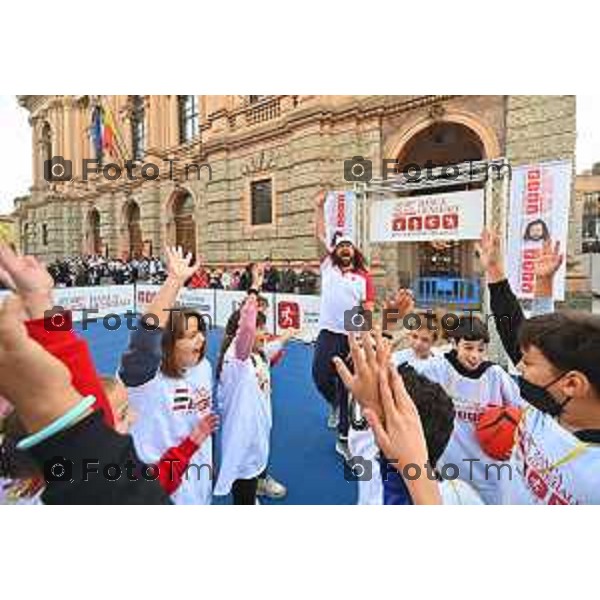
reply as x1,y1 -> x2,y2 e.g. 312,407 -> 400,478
325,190 -> 356,247
507,161 -> 572,300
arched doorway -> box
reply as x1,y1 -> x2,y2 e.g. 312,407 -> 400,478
124,200 -> 142,259
172,191 -> 196,257
394,122 -> 486,305
87,208 -> 102,255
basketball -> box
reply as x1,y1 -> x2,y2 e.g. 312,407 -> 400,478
475,406 -> 523,461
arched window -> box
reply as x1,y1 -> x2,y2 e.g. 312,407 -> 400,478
131,96 -> 146,161
42,223 -> 49,246
178,96 -> 199,143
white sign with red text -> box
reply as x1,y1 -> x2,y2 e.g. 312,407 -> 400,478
51,285 -> 135,322
325,190 -> 357,248
274,293 -> 321,342
370,189 -> 484,243
136,284 -> 216,328
507,161 -> 571,301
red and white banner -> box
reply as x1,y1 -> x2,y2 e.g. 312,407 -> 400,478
507,161 -> 571,300
136,284 -> 217,328
325,190 -> 357,247
0,287 -> 135,322
52,285 -> 135,321
369,189 -> 484,243
274,294 -> 321,342
0,284 -> 324,342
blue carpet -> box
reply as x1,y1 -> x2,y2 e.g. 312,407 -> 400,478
75,321 -> 357,505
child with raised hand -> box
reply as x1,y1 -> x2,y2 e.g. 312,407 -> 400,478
213,265 -> 275,505
478,229 -> 600,505
119,246 -> 218,505
0,295 -> 170,505
0,244 -> 114,426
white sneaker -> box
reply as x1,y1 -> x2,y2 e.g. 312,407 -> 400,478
335,438 -> 353,463
256,475 -> 287,499
327,405 -> 340,430
255,498 -> 261,505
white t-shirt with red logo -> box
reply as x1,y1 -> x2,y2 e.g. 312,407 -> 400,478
318,256 -> 375,334
128,359 -> 214,505
503,407 -> 600,504
213,350 -> 272,497
416,355 -> 523,505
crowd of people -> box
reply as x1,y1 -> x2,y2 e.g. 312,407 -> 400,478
45,256 -> 168,287
187,260 -> 319,294
2,254 -> 322,296
0,189 -> 599,506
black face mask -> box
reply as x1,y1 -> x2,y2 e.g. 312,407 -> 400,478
518,373 -> 573,418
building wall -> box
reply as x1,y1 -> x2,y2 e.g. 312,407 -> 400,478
14,95 -> 579,293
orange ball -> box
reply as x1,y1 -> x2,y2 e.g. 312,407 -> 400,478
475,406 -> 523,461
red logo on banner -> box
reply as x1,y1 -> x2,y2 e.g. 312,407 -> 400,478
425,215 -> 441,230
278,302 -> 300,329
392,216 -> 407,232
442,213 -> 459,229
408,216 -> 423,231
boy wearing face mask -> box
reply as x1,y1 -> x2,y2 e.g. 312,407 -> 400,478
479,230 -> 600,504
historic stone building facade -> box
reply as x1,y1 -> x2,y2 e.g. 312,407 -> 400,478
14,95 -> 581,302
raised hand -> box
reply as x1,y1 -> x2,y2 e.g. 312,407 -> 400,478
0,294 -> 81,434
475,228 -> 505,283
189,413 -> 219,446
534,239 -> 563,298
251,263 -> 265,290
315,189 -> 327,207
362,365 -> 441,504
333,329 -> 389,423
0,244 -> 54,295
383,288 -> 415,328
165,246 -> 197,284
534,239 -> 564,279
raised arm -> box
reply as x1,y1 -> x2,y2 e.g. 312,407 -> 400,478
0,245 -> 113,425
477,229 -> 525,366
119,246 -> 197,387
315,190 -> 329,254
235,294 -> 258,361
146,246 -> 198,329
233,265 -> 263,361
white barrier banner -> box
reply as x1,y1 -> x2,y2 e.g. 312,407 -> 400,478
214,291 -> 275,334
136,285 -> 216,327
274,293 -> 321,342
51,285 -> 135,322
0,284 -> 323,341
215,290 -> 249,328
370,189 -> 484,243
507,160 -> 571,300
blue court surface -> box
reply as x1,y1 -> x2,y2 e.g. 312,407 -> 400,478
76,321 -> 357,505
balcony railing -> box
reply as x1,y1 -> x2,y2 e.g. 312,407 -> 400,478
228,96 -> 283,128
413,276 -> 482,308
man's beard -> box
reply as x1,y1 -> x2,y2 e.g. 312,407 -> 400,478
338,254 -> 353,268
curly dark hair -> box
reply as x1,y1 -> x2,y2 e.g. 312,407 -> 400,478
396,363 -> 456,468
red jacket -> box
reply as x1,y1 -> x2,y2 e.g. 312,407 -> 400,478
25,317 -> 199,495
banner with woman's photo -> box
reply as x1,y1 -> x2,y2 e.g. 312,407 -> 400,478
507,160 -> 572,300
